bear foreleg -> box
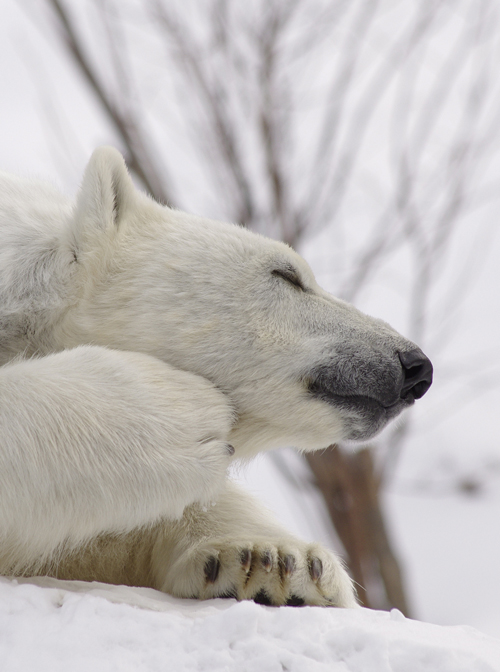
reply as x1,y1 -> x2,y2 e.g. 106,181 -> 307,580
0,345 -> 234,573
151,482 -> 358,608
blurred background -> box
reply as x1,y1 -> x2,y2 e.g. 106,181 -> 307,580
2,0 -> 500,636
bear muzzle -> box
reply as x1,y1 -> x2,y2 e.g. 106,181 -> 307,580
306,347 -> 433,440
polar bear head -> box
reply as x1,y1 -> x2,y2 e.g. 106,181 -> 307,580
63,148 -> 432,457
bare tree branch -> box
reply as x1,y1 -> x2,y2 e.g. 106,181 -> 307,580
150,0 -> 257,224
45,0 -> 174,203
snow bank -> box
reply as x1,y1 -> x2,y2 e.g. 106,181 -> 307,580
1,578 -> 499,671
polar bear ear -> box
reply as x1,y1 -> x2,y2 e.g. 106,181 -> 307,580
74,146 -> 135,244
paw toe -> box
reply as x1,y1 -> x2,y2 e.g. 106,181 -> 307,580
280,553 -> 296,579
204,555 -> 220,584
285,595 -> 305,607
240,548 -> 252,573
261,549 -> 274,572
253,589 -> 273,606
309,556 -> 323,583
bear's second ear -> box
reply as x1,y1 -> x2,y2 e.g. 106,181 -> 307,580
73,146 -> 134,248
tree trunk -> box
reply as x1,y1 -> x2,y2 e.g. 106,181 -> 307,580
306,445 -> 411,615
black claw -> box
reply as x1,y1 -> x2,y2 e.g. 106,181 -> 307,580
240,548 -> 252,573
283,554 -> 296,577
261,550 -> 273,572
309,557 -> 323,583
204,556 -> 220,584
226,444 -> 235,456
253,589 -> 273,606
286,595 -> 305,607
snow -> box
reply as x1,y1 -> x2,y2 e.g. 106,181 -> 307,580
236,451 -> 500,639
1,577 -> 499,672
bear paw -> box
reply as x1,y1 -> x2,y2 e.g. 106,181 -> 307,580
169,538 -> 357,608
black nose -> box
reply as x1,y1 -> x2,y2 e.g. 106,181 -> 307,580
398,350 -> 433,401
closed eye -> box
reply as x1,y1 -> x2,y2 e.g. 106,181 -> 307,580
272,267 -> 305,291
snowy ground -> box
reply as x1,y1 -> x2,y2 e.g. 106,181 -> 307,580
234,450 -> 500,640
2,577 -> 499,672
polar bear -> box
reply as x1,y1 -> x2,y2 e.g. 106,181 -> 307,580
0,147 -> 432,607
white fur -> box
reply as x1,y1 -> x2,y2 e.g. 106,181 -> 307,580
0,148 -> 426,607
